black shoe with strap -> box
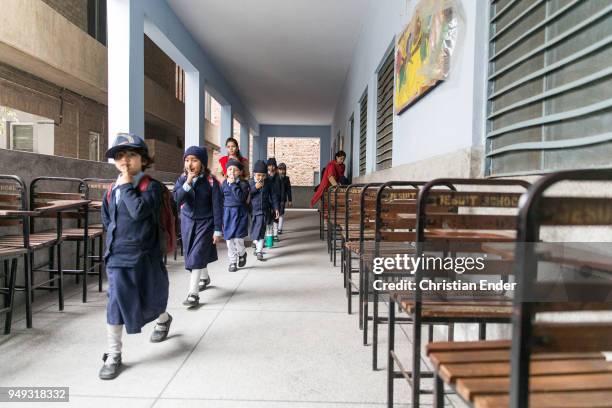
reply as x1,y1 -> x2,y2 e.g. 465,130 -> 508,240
150,313 -> 173,343
238,252 -> 247,267
228,263 -> 237,272
99,353 -> 122,380
182,293 -> 200,307
198,277 -> 210,291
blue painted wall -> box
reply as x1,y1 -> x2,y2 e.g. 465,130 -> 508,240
331,0 -> 489,177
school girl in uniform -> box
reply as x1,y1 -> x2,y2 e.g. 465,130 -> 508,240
249,160 -> 280,260
266,158 -> 283,242
173,146 -> 223,308
221,159 -> 250,272
277,163 -> 292,234
99,133 -> 171,380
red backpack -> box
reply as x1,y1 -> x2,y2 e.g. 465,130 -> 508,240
106,175 -> 177,254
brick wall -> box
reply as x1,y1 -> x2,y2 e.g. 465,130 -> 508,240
41,0 -> 88,32
144,35 -> 176,95
0,62 -> 107,160
267,137 -> 320,186
145,139 -> 184,173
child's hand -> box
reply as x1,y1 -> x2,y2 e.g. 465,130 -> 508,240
117,166 -> 133,185
227,175 -> 235,183
287,201 -> 293,208
186,170 -> 197,184
255,181 -> 264,189
213,235 -> 221,244
275,210 -> 280,219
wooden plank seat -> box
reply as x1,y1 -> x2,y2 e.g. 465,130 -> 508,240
424,169 -> 612,408
0,175 -> 48,330
61,228 -> 104,240
386,178 -> 532,407
29,177 -> 95,308
342,183 -> 383,321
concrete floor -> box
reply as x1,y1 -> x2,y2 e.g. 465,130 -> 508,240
0,210 -> 466,408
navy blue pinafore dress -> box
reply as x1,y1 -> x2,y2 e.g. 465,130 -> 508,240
101,174 -> 169,334
249,178 -> 279,240
221,180 -> 249,240
174,174 -> 223,271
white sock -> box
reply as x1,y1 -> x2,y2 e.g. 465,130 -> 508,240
273,222 -> 279,236
106,324 -> 123,358
188,269 -> 201,294
200,268 -> 209,280
279,216 -> 285,231
256,240 -> 264,253
157,312 -> 170,324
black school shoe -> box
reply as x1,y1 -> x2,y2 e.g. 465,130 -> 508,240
182,293 -> 199,307
99,353 -> 122,380
198,277 -> 211,291
150,313 -> 173,343
228,263 -> 237,272
257,252 -> 264,261
238,252 -> 247,267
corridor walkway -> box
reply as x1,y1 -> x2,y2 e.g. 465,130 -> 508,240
0,210 -> 428,408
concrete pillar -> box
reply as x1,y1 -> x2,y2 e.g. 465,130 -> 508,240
252,134 -> 267,162
184,71 -> 205,149
239,123 -> 249,159
107,0 -> 145,145
220,105 -> 233,155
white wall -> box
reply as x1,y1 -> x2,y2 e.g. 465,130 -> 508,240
332,0 -> 489,178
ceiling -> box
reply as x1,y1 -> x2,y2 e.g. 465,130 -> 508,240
167,0 -> 369,126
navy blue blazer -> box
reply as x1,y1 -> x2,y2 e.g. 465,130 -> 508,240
221,179 -> 249,207
249,178 -> 280,216
173,174 -> 223,232
280,175 -> 292,202
102,179 -> 163,268
268,173 -> 283,209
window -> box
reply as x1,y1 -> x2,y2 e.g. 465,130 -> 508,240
10,124 -> 34,152
486,1 -> 612,176
89,131 -> 100,161
376,51 -> 394,171
233,119 -> 241,140
87,0 -> 107,45
175,65 -> 185,102
359,90 -> 368,176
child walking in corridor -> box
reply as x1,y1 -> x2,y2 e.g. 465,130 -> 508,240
99,133 -> 172,380
250,160 -> 280,261
266,158 -> 283,242
174,146 -> 223,308
277,162 -> 292,234
222,159 -> 250,271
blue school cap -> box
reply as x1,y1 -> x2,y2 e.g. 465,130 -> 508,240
105,133 -> 149,159
267,157 -> 277,167
227,158 -> 244,171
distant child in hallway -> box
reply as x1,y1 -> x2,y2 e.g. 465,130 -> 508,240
266,158 -> 283,242
174,146 -> 223,308
249,160 -> 280,260
222,159 -> 250,271
99,133 -> 171,380
277,162 -> 292,234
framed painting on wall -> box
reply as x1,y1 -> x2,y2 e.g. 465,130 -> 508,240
394,0 -> 462,115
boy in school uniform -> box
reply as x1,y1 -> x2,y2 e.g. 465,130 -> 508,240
174,146 -> 223,307
266,158 -> 283,242
249,160 -> 280,260
99,133 -> 172,380
277,162 -> 292,234
221,159 -> 249,272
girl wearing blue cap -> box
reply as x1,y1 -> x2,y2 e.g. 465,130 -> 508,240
222,159 -> 249,271
174,146 -> 223,307
99,133 -> 172,380
250,160 -> 280,260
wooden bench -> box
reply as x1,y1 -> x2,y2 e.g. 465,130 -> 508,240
0,175 -> 32,334
386,178 -> 530,407
341,183 -> 380,318
30,177 -> 92,304
328,185 -> 349,266
426,169 -> 612,408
